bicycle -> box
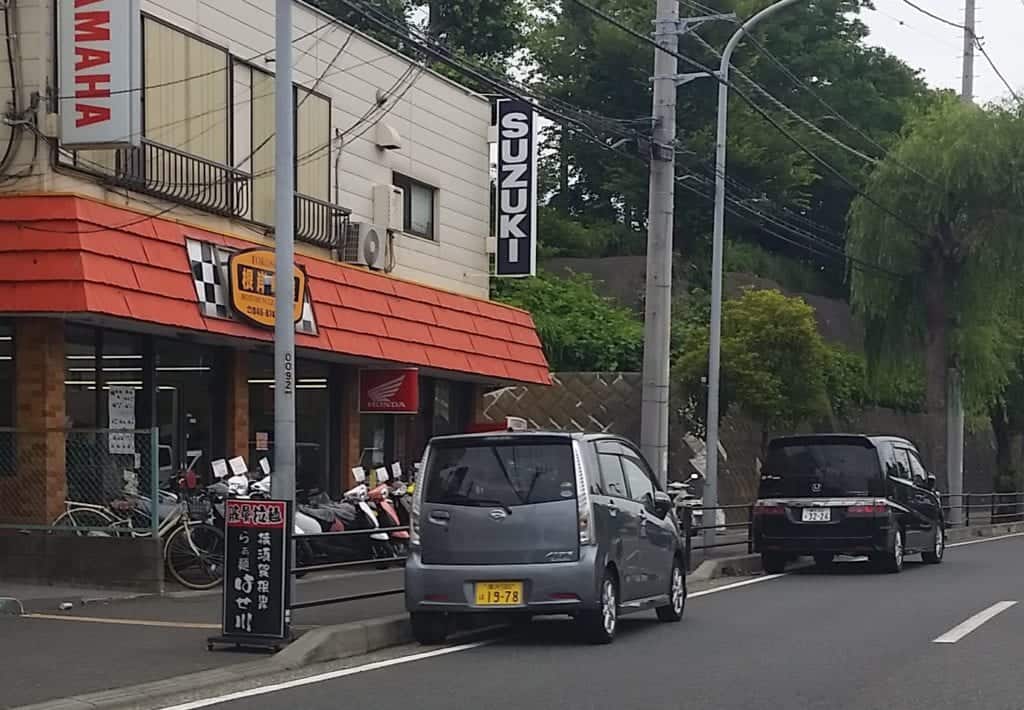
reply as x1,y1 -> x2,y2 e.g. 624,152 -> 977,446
53,483 -> 225,590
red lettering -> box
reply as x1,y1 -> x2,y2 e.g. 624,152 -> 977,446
74,11 -> 110,42
75,73 -> 110,99
75,0 -> 105,6
75,103 -> 110,127
74,46 -> 109,71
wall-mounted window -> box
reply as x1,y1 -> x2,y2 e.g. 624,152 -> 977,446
143,18 -> 229,162
295,87 -> 331,202
393,173 -> 437,240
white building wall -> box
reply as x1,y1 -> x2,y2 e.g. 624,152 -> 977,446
0,0 -> 493,298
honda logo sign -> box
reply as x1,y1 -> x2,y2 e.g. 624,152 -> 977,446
494,98 -> 537,278
359,369 -> 420,414
58,0 -> 142,148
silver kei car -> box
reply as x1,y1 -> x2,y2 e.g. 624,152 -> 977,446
405,430 -> 687,645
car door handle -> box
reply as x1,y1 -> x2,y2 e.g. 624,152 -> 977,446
429,511 -> 450,523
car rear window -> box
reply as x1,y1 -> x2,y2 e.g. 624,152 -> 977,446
760,440 -> 883,497
424,440 -> 576,508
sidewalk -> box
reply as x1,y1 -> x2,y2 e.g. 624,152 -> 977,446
0,569 -> 406,709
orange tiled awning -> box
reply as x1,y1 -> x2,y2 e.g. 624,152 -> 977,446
0,195 -> 550,385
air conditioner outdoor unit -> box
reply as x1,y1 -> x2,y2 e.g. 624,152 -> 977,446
341,222 -> 390,270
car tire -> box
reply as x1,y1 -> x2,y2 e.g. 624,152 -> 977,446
874,529 -> 905,574
410,612 -> 449,645
813,553 -> 834,568
761,553 -> 787,574
578,570 -> 618,644
922,524 -> 945,564
656,559 -> 686,622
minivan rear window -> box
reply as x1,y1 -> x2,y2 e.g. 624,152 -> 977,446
424,440 -> 576,508
760,441 -> 883,498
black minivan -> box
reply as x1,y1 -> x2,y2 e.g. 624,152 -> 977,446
751,434 -> 946,574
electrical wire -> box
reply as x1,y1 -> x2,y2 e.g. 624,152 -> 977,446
898,0 -> 1022,103
0,1 -> 22,177
566,0 -> 935,242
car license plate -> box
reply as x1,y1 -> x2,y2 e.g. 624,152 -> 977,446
802,508 -> 831,522
475,582 -> 524,606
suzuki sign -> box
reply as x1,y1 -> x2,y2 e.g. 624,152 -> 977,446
494,98 -> 537,278
58,0 -> 142,148
359,369 -> 420,414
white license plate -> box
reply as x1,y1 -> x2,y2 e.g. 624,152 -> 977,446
802,508 -> 831,522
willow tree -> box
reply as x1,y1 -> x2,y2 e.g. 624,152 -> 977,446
847,98 -> 1024,488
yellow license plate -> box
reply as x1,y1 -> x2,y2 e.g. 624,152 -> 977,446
475,582 -> 524,606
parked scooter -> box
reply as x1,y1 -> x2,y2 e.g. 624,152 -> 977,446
669,472 -> 704,537
369,466 -> 410,557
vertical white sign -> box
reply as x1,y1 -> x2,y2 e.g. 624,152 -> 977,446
494,99 -> 538,277
58,0 -> 142,147
107,386 -> 136,454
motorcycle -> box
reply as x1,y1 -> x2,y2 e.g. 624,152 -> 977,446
669,472 -> 704,537
369,467 -> 410,557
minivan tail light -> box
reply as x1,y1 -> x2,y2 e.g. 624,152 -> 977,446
847,503 -> 888,516
409,449 -> 428,547
572,441 -> 594,546
753,503 -> 785,516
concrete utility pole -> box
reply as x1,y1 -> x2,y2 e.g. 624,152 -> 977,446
703,0 -> 800,550
640,0 -> 680,487
273,0 -> 297,510
946,0 -> 975,526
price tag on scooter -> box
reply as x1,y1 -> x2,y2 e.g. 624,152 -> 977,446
259,458 -> 271,476
376,467 -> 390,483
391,462 -> 403,481
352,466 -> 366,483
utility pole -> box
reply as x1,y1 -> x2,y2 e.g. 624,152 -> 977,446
947,0 -> 975,526
703,0 -> 800,551
640,0 -> 680,487
273,0 -> 297,516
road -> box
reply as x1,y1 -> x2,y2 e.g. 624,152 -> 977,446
159,534 -> 1024,710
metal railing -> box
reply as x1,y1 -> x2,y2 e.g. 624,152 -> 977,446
288,525 -> 409,610
295,193 -> 351,249
114,139 -> 252,219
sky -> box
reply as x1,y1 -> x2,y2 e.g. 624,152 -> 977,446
861,0 -> 1023,104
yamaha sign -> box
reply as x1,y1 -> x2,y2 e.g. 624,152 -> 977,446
494,99 -> 537,278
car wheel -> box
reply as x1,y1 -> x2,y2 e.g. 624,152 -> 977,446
922,524 -> 945,564
761,552 -> 787,574
656,559 -> 686,622
410,612 -> 449,645
578,571 -> 618,644
813,553 -> 834,568
875,529 -> 905,573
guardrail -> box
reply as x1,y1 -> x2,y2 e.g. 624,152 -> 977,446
682,490 -> 1024,566
288,525 -> 409,610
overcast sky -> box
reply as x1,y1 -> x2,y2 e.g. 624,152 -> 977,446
860,0 -> 1023,104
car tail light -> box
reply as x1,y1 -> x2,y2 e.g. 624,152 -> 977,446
410,449 -> 428,547
847,503 -> 888,516
572,441 -> 594,546
753,503 -> 785,516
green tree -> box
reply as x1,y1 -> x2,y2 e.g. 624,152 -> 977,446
528,0 -> 934,266
673,288 -> 829,451
310,0 -> 526,62
493,271 -> 644,371
846,97 -> 1024,485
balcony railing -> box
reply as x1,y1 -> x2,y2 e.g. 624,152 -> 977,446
113,139 -> 251,219
295,193 -> 352,249
64,139 -> 350,249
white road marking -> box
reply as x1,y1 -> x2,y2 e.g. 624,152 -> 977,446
689,574 -> 786,597
947,532 -> 1024,548
158,641 -> 491,710
932,601 -> 1018,644
25,613 -> 221,630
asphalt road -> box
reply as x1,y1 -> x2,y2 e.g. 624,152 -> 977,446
175,534 -> 1024,710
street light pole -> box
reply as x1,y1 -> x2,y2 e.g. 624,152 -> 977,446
704,0 -> 800,550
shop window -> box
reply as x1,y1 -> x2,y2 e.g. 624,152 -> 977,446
65,324 -> 99,429
393,173 -> 436,240
156,340 -> 225,485
0,322 -> 12,476
248,355 -> 330,495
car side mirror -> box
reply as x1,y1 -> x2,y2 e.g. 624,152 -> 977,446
925,475 -> 937,491
653,490 -> 673,518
